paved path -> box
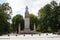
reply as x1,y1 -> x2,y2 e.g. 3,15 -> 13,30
0,33 -> 60,40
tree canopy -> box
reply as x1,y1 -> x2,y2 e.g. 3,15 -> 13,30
38,1 -> 60,33
0,3 -> 12,35
29,14 -> 38,30
12,14 -> 24,33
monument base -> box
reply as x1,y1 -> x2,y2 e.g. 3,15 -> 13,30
20,28 -> 36,34
20,31 -> 36,34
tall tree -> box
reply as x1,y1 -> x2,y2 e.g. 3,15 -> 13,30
38,1 -> 60,32
12,14 -> 24,33
0,3 -> 12,35
29,14 -> 38,30
38,4 -> 52,32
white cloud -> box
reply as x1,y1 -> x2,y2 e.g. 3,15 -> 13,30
6,0 -> 26,17
6,0 -> 53,18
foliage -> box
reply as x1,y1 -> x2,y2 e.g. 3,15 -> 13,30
29,14 -> 38,30
12,14 -> 24,33
38,1 -> 60,32
0,3 -> 12,35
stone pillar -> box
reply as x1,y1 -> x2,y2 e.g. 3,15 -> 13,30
34,24 -> 36,32
24,6 -> 30,32
18,23 -> 20,34
25,18 -> 30,29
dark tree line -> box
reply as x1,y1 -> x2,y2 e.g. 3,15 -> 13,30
0,1 -> 60,35
11,14 -> 38,33
0,3 -> 12,35
38,1 -> 60,33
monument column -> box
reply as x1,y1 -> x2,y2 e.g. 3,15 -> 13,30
18,23 -> 20,34
24,6 -> 30,31
34,24 -> 36,32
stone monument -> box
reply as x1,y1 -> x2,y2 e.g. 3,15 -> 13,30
19,6 -> 36,34
24,6 -> 30,33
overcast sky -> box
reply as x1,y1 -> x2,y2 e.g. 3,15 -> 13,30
0,0 -> 60,17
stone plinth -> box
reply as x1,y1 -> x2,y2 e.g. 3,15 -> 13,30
20,30 -> 36,34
